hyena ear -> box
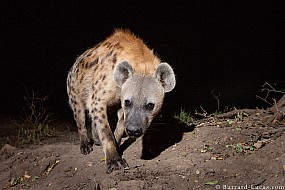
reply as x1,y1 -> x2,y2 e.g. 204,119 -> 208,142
113,61 -> 134,87
155,62 -> 176,93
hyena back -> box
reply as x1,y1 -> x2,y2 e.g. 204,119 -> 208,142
66,29 -> 176,173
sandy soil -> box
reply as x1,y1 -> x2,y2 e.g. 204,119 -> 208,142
0,115 -> 285,190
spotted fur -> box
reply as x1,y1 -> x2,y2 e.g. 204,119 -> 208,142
67,29 -> 176,173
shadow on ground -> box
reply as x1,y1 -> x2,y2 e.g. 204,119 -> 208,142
118,117 -> 194,159
140,118 -> 194,160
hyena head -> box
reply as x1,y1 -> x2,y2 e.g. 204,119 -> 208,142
113,61 -> 176,138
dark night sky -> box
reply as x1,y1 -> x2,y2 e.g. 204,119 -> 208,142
1,1 -> 284,118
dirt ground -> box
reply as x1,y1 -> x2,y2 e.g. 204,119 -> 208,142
0,113 -> 285,190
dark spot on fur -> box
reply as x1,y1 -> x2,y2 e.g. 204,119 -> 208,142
85,62 -> 89,69
101,126 -> 112,141
100,50 -> 113,64
102,91 -> 106,94
100,107 -> 104,111
102,74 -> 106,81
94,116 -> 98,120
106,50 -> 113,57
112,53 -> 117,63
102,114 -> 106,119
92,94 -> 95,99
113,42 -> 120,48
88,58 -> 99,69
95,80 -> 99,85
93,64 -> 99,71
102,42 -> 111,47
98,119 -> 103,124
106,43 -> 112,49
80,76 -> 84,83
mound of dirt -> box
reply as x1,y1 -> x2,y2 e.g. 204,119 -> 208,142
1,112 -> 285,190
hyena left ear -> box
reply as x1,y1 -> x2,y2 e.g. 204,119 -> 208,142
113,61 -> 134,87
155,62 -> 176,93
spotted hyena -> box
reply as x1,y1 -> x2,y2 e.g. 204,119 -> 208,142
66,29 -> 176,173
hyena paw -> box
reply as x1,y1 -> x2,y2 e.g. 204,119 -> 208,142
80,143 -> 93,155
106,157 -> 129,174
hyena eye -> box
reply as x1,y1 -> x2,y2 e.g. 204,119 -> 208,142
146,103 -> 155,111
124,99 -> 132,107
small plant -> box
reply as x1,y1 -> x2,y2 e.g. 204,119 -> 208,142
226,111 -> 248,126
174,108 -> 195,124
226,142 -> 255,154
17,90 -> 55,145
200,144 -> 214,153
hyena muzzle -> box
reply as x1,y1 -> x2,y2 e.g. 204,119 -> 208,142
66,29 -> 176,173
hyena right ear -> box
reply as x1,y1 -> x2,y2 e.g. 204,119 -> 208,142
155,62 -> 176,93
113,61 -> 134,87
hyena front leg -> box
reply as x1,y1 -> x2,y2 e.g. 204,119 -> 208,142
73,104 -> 93,155
91,104 -> 128,173
114,108 -> 137,156
91,121 -> 102,146
114,108 -> 125,146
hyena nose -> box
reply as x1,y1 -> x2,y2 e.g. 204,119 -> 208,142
126,128 -> 142,137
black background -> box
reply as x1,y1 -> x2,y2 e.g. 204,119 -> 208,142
1,1 -> 284,119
